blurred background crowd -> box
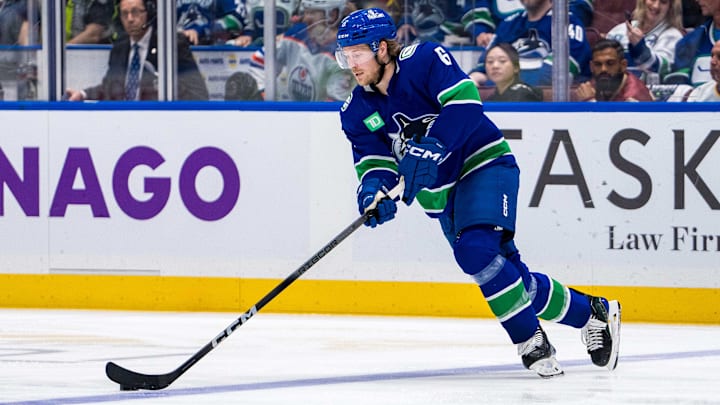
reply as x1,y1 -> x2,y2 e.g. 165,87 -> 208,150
0,0 -> 717,102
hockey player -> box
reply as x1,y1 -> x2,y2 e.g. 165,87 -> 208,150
248,0 -> 355,101
335,7 -> 621,377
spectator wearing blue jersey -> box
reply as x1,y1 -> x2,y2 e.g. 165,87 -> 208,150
233,0 -> 300,46
394,0 -> 466,45
462,0 -> 593,48
177,0 -> 253,45
668,39 -> 720,100
460,0 -> 525,47
605,0 -> 684,84
335,7 -> 620,378
468,0 -> 593,87
665,0 -> 720,86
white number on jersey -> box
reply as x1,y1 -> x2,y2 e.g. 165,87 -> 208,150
568,24 -> 584,42
433,46 -> 452,66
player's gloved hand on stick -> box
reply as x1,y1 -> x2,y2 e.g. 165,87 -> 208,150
357,178 -> 397,228
398,136 -> 446,205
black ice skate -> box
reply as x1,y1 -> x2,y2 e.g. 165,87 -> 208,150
581,297 -> 621,370
517,325 -> 564,378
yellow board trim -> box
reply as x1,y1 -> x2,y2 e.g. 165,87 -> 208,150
1,274 -> 718,324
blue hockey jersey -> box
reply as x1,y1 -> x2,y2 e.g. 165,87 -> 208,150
475,9 -> 592,85
176,0 -> 251,44
462,0 -> 592,38
665,20 -> 718,86
340,42 -> 515,216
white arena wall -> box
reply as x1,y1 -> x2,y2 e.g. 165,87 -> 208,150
0,102 -> 718,324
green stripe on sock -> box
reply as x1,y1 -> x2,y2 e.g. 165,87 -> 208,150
486,278 -> 531,322
537,279 -> 570,321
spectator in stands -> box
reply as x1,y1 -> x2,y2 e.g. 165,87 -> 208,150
0,0 -> 38,46
64,0 -> 209,101
665,0 -> 720,86
247,0 -> 355,101
683,0 -> 705,28
572,0 -> 594,27
667,39 -> 720,100
0,0 -> 39,97
584,0 -> 634,47
177,0 -> 253,45
575,38 -> 654,100
233,0 -> 300,47
605,0 -> 684,83
224,70 -> 263,100
469,0 -> 593,87
463,0 -> 593,48
66,0 -> 115,44
394,0 -> 466,45
483,42 -> 543,101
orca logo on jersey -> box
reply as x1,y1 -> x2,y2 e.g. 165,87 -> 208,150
390,112 -> 437,160
399,43 -> 419,61
512,29 -> 550,70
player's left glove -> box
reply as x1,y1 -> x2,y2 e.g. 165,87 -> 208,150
398,137 -> 446,205
357,178 -> 398,228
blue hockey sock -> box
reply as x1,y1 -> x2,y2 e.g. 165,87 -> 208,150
530,273 -> 593,328
502,239 -> 595,329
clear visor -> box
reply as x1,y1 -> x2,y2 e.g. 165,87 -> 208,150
335,47 -> 376,69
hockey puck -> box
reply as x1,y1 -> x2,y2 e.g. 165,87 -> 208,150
120,384 -> 139,391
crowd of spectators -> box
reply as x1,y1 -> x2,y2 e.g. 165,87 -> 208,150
0,0 -> 718,102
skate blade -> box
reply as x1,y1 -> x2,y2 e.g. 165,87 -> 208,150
606,300 -> 621,371
530,357 -> 564,378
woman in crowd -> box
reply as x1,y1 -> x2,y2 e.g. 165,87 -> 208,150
605,0 -> 684,83
483,42 -> 543,102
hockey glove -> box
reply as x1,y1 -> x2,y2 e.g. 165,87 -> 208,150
357,178 -> 397,228
398,137 -> 446,205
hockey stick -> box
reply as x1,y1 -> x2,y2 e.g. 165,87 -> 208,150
106,179 -> 404,391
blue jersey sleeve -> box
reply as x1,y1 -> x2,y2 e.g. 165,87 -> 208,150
340,90 -> 399,185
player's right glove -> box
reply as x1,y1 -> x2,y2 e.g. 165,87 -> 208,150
357,178 -> 397,228
398,137 -> 446,205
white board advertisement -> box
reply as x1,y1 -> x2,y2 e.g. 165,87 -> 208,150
0,109 -> 718,289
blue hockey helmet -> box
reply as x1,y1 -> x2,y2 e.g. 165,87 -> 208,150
336,8 -> 397,53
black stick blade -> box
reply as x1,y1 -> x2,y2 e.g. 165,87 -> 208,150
106,361 -> 177,391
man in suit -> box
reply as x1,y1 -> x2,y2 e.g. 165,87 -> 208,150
65,0 -> 209,101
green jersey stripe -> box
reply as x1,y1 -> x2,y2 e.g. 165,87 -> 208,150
437,79 -> 481,105
355,156 -> 398,180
